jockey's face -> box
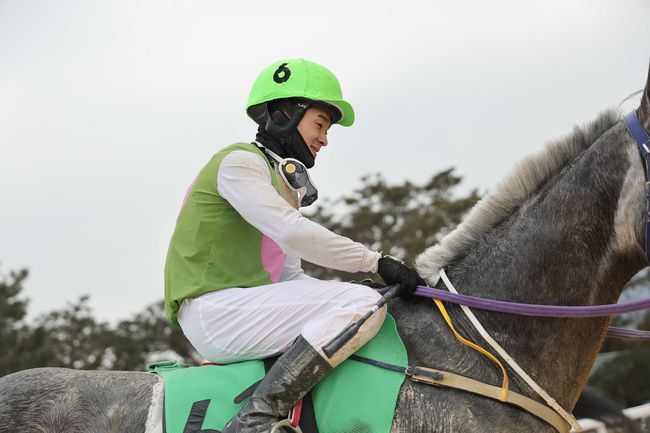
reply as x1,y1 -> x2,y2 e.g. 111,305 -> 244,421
297,107 -> 332,159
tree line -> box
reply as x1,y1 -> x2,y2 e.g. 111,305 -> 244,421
1,169 -> 648,407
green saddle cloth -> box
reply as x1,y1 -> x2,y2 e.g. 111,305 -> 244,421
150,314 -> 408,433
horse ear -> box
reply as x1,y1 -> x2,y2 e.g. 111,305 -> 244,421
639,59 -> 650,131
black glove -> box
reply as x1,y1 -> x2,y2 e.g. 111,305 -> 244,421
377,255 -> 426,300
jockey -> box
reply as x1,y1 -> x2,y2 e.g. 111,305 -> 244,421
164,58 -> 422,433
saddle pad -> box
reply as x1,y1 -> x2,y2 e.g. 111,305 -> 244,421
150,314 -> 408,433
151,359 -> 265,432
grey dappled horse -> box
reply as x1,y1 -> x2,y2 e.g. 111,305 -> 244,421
2,64 -> 650,433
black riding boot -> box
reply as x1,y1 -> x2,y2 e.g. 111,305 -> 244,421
222,336 -> 332,433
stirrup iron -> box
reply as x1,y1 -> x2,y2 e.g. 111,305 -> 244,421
270,418 -> 302,433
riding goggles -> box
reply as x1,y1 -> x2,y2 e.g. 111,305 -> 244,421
264,148 -> 318,207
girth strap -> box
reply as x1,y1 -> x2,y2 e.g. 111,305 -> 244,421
349,354 -> 569,433
409,366 -> 570,433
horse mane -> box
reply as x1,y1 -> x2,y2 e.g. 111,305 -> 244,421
415,109 -> 621,284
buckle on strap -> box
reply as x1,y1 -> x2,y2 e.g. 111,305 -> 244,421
406,365 -> 444,381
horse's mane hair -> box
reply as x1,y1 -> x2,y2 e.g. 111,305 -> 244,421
415,109 -> 621,284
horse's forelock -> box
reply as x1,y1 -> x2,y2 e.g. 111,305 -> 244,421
415,109 -> 621,285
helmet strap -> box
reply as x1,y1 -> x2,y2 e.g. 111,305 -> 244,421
264,101 -> 309,139
256,100 -> 315,168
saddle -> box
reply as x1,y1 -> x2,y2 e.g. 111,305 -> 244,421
149,314 -> 408,433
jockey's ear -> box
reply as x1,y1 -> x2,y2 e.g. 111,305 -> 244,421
639,59 -> 650,132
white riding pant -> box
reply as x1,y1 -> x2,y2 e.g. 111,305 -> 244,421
178,279 -> 384,365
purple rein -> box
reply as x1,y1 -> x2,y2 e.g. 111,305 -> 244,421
379,285 -> 650,341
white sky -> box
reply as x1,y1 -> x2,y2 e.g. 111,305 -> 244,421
1,0 -> 649,323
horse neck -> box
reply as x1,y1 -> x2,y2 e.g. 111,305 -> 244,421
444,121 -> 646,409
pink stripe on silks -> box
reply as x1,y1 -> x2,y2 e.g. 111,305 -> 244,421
261,236 -> 286,283
178,177 -> 197,216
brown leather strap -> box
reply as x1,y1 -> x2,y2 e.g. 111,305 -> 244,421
409,366 -> 571,433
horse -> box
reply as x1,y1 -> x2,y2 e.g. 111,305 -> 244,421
1,63 -> 649,433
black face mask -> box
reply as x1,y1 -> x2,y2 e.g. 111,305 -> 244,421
254,105 -> 316,168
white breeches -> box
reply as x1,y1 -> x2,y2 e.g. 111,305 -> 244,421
177,279 -> 386,365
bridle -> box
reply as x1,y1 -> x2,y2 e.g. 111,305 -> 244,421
624,109 -> 650,263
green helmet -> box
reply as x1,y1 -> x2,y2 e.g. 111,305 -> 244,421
246,58 -> 355,127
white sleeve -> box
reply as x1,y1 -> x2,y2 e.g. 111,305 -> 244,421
281,255 -> 317,282
217,150 -> 380,274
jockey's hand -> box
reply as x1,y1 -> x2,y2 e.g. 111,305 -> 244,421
377,255 -> 425,300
